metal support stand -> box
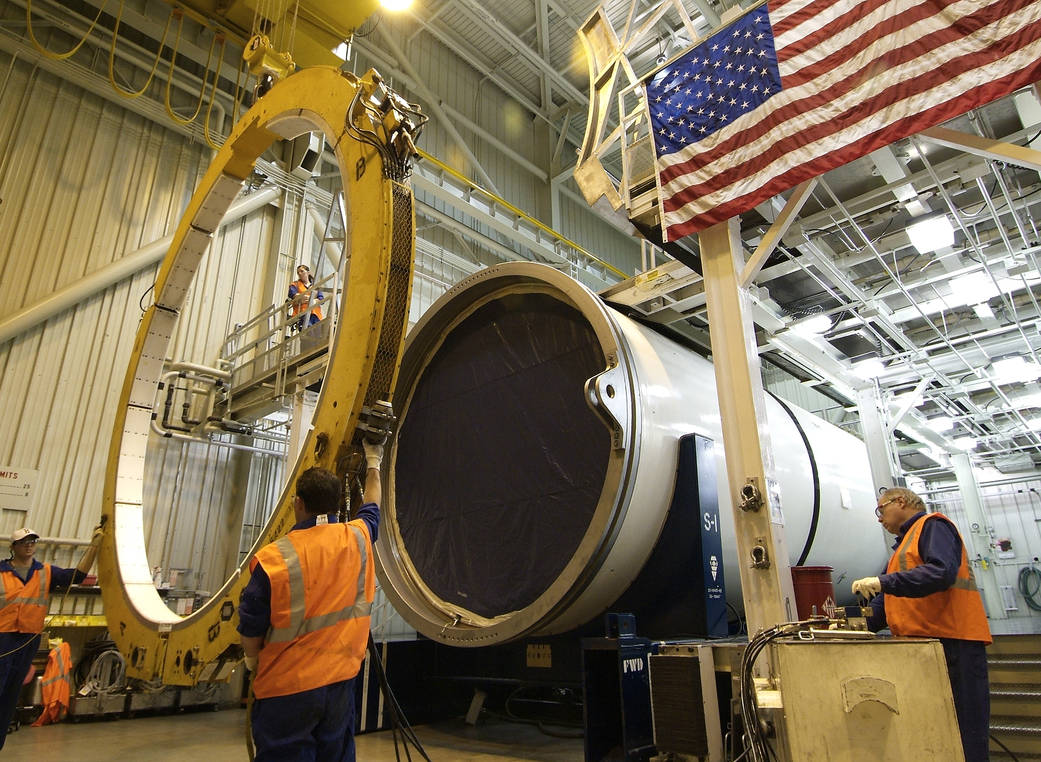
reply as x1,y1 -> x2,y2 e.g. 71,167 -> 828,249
951,452 -> 1006,619
855,384 -> 902,491
699,219 -> 796,633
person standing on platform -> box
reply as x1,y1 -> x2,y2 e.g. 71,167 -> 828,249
288,264 -> 324,331
852,486 -> 992,762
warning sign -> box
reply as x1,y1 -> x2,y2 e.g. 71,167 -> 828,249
0,467 -> 37,512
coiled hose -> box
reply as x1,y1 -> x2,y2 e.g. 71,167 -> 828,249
1018,565 -> 1041,612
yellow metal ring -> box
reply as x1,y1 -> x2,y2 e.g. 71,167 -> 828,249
98,66 -> 415,685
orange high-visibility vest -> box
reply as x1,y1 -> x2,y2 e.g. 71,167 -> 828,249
250,520 -> 375,699
32,641 -> 71,726
884,513 -> 992,644
289,279 -> 324,322
0,564 -> 52,633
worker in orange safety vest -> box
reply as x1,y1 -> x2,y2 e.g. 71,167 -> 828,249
238,443 -> 383,761
0,525 -> 102,748
853,487 -> 992,762
288,264 -> 324,330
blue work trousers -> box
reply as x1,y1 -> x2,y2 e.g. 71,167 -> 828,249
251,677 -> 357,762
943,638 -> 990,762
0,632 -> 39,750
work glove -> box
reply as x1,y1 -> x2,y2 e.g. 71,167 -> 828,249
851,576 -> 882,600
91,524 -> 105,546
363,441 -> 384,471
244,655 -> 258,672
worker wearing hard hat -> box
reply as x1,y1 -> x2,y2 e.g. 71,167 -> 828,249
238,443 -> 383,761
0,525 -> 103,749
852,487 -> 992,762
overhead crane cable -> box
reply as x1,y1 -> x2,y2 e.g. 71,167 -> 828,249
25,0 -> 112,61
107,0 -> 175,100
164,14 -> 224,128
202,37 -> 232,150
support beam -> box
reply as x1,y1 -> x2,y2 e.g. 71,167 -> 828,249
700,219 -> 796,632
950,453 -> 1008,620
740,179 -> 816,287
919,125 -> 1041,173
855,385 -> 901,491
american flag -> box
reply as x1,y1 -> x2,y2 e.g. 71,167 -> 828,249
647,0 -> 1041,241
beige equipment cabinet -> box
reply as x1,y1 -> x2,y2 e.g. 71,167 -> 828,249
769,638 -> 965,761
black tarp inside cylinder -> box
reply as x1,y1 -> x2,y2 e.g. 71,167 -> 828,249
394,292 -> 611,618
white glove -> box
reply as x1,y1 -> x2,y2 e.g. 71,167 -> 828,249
363,441 -> 384,470
244,655 -> 258,672
91,526 -> 105,546
851,576 -> 882,600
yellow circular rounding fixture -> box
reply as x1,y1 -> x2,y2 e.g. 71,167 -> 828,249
98,66 -> 423,686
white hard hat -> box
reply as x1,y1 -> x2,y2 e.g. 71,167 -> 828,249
11,528 -> 39,543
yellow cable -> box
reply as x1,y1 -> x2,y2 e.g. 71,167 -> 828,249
108,0 -> 174,100
164,12 -> 217,127
203,35 -> 228,150
26,0 -> 111,61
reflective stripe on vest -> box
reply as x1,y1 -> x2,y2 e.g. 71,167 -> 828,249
0,564 -> 51,633
885,513 -> 992,644
266,525 -> 372,644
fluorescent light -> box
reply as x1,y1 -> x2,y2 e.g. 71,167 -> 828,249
948,271 -> 998,307
380,0 -> 413,10
926,416 -> 954,432
992,355 -> 1041,383
906,215 -> 954,254
851,357 -> 885,379
790,314 -> 832,336
972,302 -> 995,320
952,436 -> 977,451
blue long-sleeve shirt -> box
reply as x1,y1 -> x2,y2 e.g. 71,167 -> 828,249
867,510 -> 963,631
237,505 -> 379,639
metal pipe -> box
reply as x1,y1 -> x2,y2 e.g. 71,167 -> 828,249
0,186 -> 280,345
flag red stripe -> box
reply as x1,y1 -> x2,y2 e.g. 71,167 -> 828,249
659,9 -> 1041,196
770,0 -> 890,42
781,0 -> 1030,90
778,0 -> 935,65
664,63 -> 1041,238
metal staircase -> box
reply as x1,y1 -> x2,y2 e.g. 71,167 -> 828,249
989,633 -> 1041,760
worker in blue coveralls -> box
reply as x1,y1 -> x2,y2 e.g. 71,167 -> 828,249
239,442 -> 382,762
852,486 -> 992,762
0,525 -> 102,749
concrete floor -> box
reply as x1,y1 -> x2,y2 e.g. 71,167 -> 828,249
3,707 -> 585,761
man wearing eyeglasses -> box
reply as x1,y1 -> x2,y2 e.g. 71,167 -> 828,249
0,526 -> 103,748
851,487 -> 992,761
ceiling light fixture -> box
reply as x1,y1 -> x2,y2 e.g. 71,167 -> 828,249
851,357 -> 885,379
926,415 -> 954,432
379,0 -> 413,11
992,354 -> 1041,383
952,436 -> 977,451
906,214 -> 955,254
790,313 -> 832,336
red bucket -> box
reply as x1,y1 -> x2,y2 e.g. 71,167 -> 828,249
791,565 -> 835,618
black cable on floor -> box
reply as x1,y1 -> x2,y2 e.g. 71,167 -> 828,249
366,634 -> 431,762
989,732 -> 1021,761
